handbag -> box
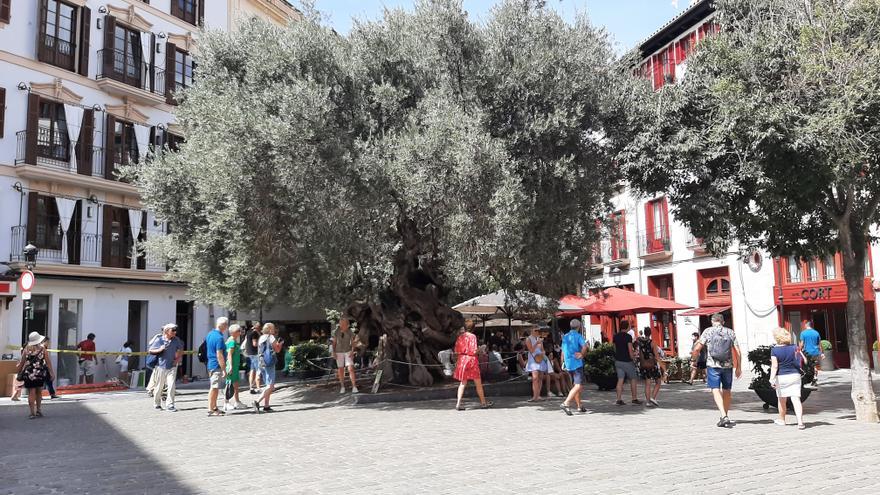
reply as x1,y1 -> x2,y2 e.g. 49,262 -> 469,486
224,379 -> 235,401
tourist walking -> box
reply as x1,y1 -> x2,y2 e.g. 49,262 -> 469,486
613,321 -> 640,405
332,318 -> 359,394
145,331 -> 163,397
225,324 -> 248,411
560,319 -> 588,416
637,329 -> 663,407
76,333 -> 97,384
770,327 -> 806,429
150,324 -> 184,412
117,340 -> 133,385
691,313 -> 741,428
687,332 -> 707,385
254,323 -> 283,413
17,332 -> 52,419
244,322 -> 262,394
206,317 -> 228,416
525,326 -> 548,402
453,320 -> 491,410
798,321 -> 822,387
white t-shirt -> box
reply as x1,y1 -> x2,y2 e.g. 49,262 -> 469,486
119,346 -> 132,363
258,334 -> 276,349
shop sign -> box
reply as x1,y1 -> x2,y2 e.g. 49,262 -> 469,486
798,287 -> 833,300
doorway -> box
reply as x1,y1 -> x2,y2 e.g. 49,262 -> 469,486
127,301 -> 148,370
57,299 -> 82,385
175,300 -> 194,376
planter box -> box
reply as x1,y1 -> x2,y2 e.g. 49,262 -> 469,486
589,374 -> 618,391
754,387 -> 812,410
820,353 -> 835,371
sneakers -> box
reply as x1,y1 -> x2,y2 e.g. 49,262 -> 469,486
339,386 -> 346,394
249,389 -> 259,395
615,400 -> 625,406
579,406 -> 588,414
717,416 -> 732,428
649,399 -> 660,407
773,419 -> 786,426
167,406 -> 177,412
352,386 -> 359,394
155,405 -> 162,410
253,401 -> 261,414
560,403 -> 573,416
645,400 -> 656,408
631,399 -> 642,405
233,402 -> 249,410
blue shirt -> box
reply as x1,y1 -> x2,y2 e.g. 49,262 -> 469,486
771,344 -> 802,376
151,335 -> 184,370
561,330 -> 586,371
205,329 -> 225,371
800,328 -> 821,356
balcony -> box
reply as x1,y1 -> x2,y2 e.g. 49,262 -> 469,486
639,229 -> 672,262
37,33 -> 76,72
97,49 -> 166,106
15,130 -> 105,178
607,238 -> 630,268
686,232 -> 708,254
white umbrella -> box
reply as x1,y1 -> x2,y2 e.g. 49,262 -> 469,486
453,290 -> 580,317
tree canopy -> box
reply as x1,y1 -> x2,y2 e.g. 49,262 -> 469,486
621,0 -> 880,421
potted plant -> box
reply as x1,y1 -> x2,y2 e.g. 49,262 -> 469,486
819,340 -> 835,371
584,343 -> 618,390
872,341 -> 879,370
286,342 -> 331,379
661,357 -> 692,382
748,345 -> 814,410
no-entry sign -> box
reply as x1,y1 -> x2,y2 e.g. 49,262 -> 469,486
19,270 -> 35,292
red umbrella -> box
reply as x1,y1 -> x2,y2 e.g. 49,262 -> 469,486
557,287 -> 691,317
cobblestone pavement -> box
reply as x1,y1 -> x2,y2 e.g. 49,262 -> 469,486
2,370 -> 879,495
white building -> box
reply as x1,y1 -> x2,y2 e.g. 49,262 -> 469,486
0,0 -> 302,386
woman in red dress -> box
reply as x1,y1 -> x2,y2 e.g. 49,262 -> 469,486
454,320 -> 492,410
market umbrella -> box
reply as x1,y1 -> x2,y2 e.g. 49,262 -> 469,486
454,290 -> 580,338
557,287 -> 692,337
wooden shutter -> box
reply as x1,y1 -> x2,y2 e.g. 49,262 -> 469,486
0,87 -> 5,139
78,7 -> 91,77
104,114 -> 116,180
660,197 -> 670,240
644,200 -> 655,251
198,0 -> 205,27
137,213 -> 147,270
25,93 -> 41,165
27,192 -> 39,243
37,0 -> 48,54
165,43 -> 177,105
0,0 -> 11,24
102,15 -> 116,78
101,205 -> 112,267
171,0 -> 182,20
69,202 -> 82,265
77,109 -> 94,175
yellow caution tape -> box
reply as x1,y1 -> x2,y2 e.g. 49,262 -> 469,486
5,345 -> 196,356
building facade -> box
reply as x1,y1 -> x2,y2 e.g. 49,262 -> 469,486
0,0 -> 300,385
590,0 -> 880,366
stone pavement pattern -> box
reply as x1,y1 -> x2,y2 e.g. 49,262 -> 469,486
2,370 -> 880,495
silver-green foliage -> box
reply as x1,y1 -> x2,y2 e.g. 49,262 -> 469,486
137,0 -> 626,312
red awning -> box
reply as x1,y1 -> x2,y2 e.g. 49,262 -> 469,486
679,306 -> 731,317
557,288 -> 692,317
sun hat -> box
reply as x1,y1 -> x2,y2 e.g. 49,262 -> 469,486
27,331 -> 46,347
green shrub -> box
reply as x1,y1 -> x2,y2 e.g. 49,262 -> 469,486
287,342 -> 331,372
584,343 -> 616,379
748,345 -> 815,391
663,357 -> 692,382
873,341 -> 879,351
820,339 -> 832,351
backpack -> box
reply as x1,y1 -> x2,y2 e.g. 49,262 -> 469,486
638,338 -> 656,370
197,340 -> 208,364
145,334 -> 162,369
706,327 -> 735,363
259,338 -> 276,368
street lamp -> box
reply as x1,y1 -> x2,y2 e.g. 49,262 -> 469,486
610,266 -> 622,286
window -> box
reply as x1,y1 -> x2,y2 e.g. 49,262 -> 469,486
172,0 -> 200,25
706,277 -> 730,296
39,1 -> 78,71
174,49 -> 194,92
166,132 -> 184,152
823,256 -> 836,280
35,195 -> 62,250
112,24 -> 142,86
37,100 -> 70,162
807,258 -> 820,282
610,210 -> 627,260
787,257 -> 801,283
113,120 -> 139,167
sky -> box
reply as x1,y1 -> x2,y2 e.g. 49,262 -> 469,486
303,0 -> 694,54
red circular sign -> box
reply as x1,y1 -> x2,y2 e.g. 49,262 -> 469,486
19,270 -> 35,292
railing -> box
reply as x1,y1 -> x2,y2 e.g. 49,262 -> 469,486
15,130 -> 106,178
9,226 -> 101,265
609,238 -> 629,262
638,229 -> 671,256
37,33 -> 76,72
97,48 -> 166,96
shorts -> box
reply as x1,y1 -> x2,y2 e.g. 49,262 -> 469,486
248,355 -> 260,371
706,367 -> 733,390
261,366 -> 276,386
696,360 -> 707,370
567,368 -> 584,385
776,373 -> 802,398
208,369 -> 224,389
80,359 -> 96,376
615,360 -> 639,381
640,366 -> 662,380
335,352 -> 353,368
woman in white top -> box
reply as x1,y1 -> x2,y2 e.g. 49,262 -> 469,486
117,340 -> 133,384
525,326 -> 548,402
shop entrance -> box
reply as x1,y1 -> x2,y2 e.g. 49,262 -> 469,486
786,306 -> 873,368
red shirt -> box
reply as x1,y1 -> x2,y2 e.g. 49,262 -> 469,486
77,339 -> 96,361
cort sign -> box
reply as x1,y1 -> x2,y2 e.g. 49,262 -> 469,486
799,287 -> 833,301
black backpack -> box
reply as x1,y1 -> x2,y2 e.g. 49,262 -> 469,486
197,340 -> 208,364
638,338 -> 656,370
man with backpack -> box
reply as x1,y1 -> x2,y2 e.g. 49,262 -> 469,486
637,328 -> 664,407
691,313 -> 742,428
254,322 -> 283,413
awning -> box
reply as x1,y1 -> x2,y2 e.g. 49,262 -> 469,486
680,306 -> 731,317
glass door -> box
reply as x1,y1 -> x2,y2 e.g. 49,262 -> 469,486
57,299 -> 82,386
831,308 -> 849,368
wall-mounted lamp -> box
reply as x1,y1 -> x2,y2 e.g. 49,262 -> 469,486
92,104 -> 102,112
98,5 -> 108,14
17,82 -> 28,91
158,32 -> 167,39
12,182 -> 23,192
157,123 -> 167,131
88,194 -> 99,204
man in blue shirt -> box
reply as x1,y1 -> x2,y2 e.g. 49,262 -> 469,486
206,317 -> 228,416
799,321 -> 823,387
149,323 -> 184,412
560,319 -> 589,416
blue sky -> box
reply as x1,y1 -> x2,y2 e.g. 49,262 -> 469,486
305,1 -> 693,53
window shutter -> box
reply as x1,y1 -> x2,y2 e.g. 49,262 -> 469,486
77,109 -> 94,175
102,15 -> 116,78
0,0 -> 11,24
198,0 -> 205,27
644,201 -> 654,240
78,7 -> 91,77
661,197 -> 670,238
165,43 -> 177,105
171,0 -> 182,20
104,113 -> 116,180
101,205 -> 112,267
0,87 -> 5,139
25,93 -> 41,165
27,192 -> 39,244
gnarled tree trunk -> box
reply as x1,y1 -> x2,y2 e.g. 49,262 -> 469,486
347,219 -> 463,387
